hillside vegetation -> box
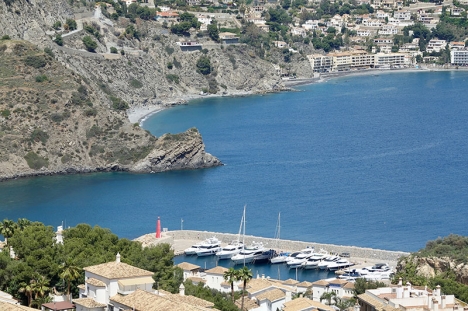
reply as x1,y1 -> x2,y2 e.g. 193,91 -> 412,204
395,235 -> 468,303
0,219 -> 182,308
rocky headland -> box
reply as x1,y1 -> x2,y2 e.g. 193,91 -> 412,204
0,0 -> 288,180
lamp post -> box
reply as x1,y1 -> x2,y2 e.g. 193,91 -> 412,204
181,218 -> 184,230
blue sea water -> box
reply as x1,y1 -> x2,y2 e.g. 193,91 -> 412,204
1,71 -> 468,254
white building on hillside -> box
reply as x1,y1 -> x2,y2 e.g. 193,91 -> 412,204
427,39 -> 447,53
451,49 -> 468,65
358,279 -> 463,311
74,253 -> 155,311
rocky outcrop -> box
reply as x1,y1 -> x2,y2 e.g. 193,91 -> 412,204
0,40 -> 221,181
398,256 -> 468,285
131,128 -> 221,173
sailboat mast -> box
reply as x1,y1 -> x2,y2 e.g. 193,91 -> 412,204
242,205 -> 246,245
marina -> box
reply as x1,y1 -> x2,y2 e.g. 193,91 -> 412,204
135,229 -> 406,282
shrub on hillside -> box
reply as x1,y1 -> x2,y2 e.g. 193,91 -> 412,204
24,55 -> 47,68
24,152 -> 49,169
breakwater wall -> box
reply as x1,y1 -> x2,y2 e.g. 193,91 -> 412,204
165,230 -> 409,262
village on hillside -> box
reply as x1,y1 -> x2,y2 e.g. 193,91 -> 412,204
46,0 -> 468,78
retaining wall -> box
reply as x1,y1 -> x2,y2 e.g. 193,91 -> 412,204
166,230 -> 408,262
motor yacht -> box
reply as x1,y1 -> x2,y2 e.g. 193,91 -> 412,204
270,251 -> 300,264
216,242 -> 244,259
286,247 -> 315,268
194,237 -> 222,256
327,258 -> 354,271
301,253 -> 328,269
317,255 -> 340,270
231,242 -> 265,265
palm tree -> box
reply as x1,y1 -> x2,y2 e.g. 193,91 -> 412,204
334,297 -> 356,311
17,218 -> 32,231
320,291 -> 337,306
238,266 -> 252,311
19,281 -> 34,307
223,267 -> 239,303
60,258 -> 81,301
0,218 -> 17,244
31,274 -> 50,300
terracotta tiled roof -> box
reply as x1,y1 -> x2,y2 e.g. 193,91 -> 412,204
255,288 -> 285,302
283,279 -> 299,285
283,297 -> 335,311
165,293 -> 215,308
178,262 -> 201,271
73,298 -> 106,308
343,282 -> 355,289
297,281 -> 313,287
83,261 -> 153,279
312,279 -> 330,286
235,296 -> 259,310
0,302 -> 37,311
87,277 -> 106,287
246,278 -> 274,293
247,278 -> 293,294
204,266 -> 228,275
110,289 -> 214,311
77,284 -> 85,290
358,293 -> 400,311
329,279 -> 348,285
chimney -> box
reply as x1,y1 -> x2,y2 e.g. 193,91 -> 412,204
435,285 -> 441,297
403,288 -> 410,298
116,252 -> 121,263
261,274 -> 265,279
396,282 -> 403,299
179,283 -> 185,296
441,295 -> 446,309
433,298 -> 439,311
285,291 -> 292,302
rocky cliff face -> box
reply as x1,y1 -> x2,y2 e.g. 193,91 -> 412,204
0,40 -> 220,181
398,256 -> 468,285
0,0 -> 289,180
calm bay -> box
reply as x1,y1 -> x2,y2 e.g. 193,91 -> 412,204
1,70 -> 468,253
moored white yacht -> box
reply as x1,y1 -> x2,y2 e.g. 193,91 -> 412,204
301,253 -> 328,269
231,242 -> 265,265
194,237 -> 222,256
286,247 -> 315,268
184,243 -> 202,255
317,255 -> 340,270
270,251 -> 300,264
327,258 -> 354,271
216,242 -> 244,259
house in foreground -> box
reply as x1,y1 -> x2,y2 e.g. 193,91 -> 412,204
73,254 -> 215,311
358,279 -> 464,311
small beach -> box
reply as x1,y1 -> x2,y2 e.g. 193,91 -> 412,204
127,66 -> 468,124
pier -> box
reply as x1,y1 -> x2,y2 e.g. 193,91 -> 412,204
134,230 -> 409,267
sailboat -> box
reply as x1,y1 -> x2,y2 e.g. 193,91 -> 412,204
269,213 -> 291,264
216,207 -> 245,259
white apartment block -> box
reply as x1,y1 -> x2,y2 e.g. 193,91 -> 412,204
427,39 -> 447,53
379,25 -> 399,35
375,53 -> 406,67
394,10 -> 411,20
307,54 -> 333,72
451,49 -> 468,65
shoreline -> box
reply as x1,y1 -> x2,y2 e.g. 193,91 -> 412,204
126,89 -> 289,125
128,66 -> 468,124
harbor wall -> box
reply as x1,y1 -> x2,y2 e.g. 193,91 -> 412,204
164,230 -> 409,262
